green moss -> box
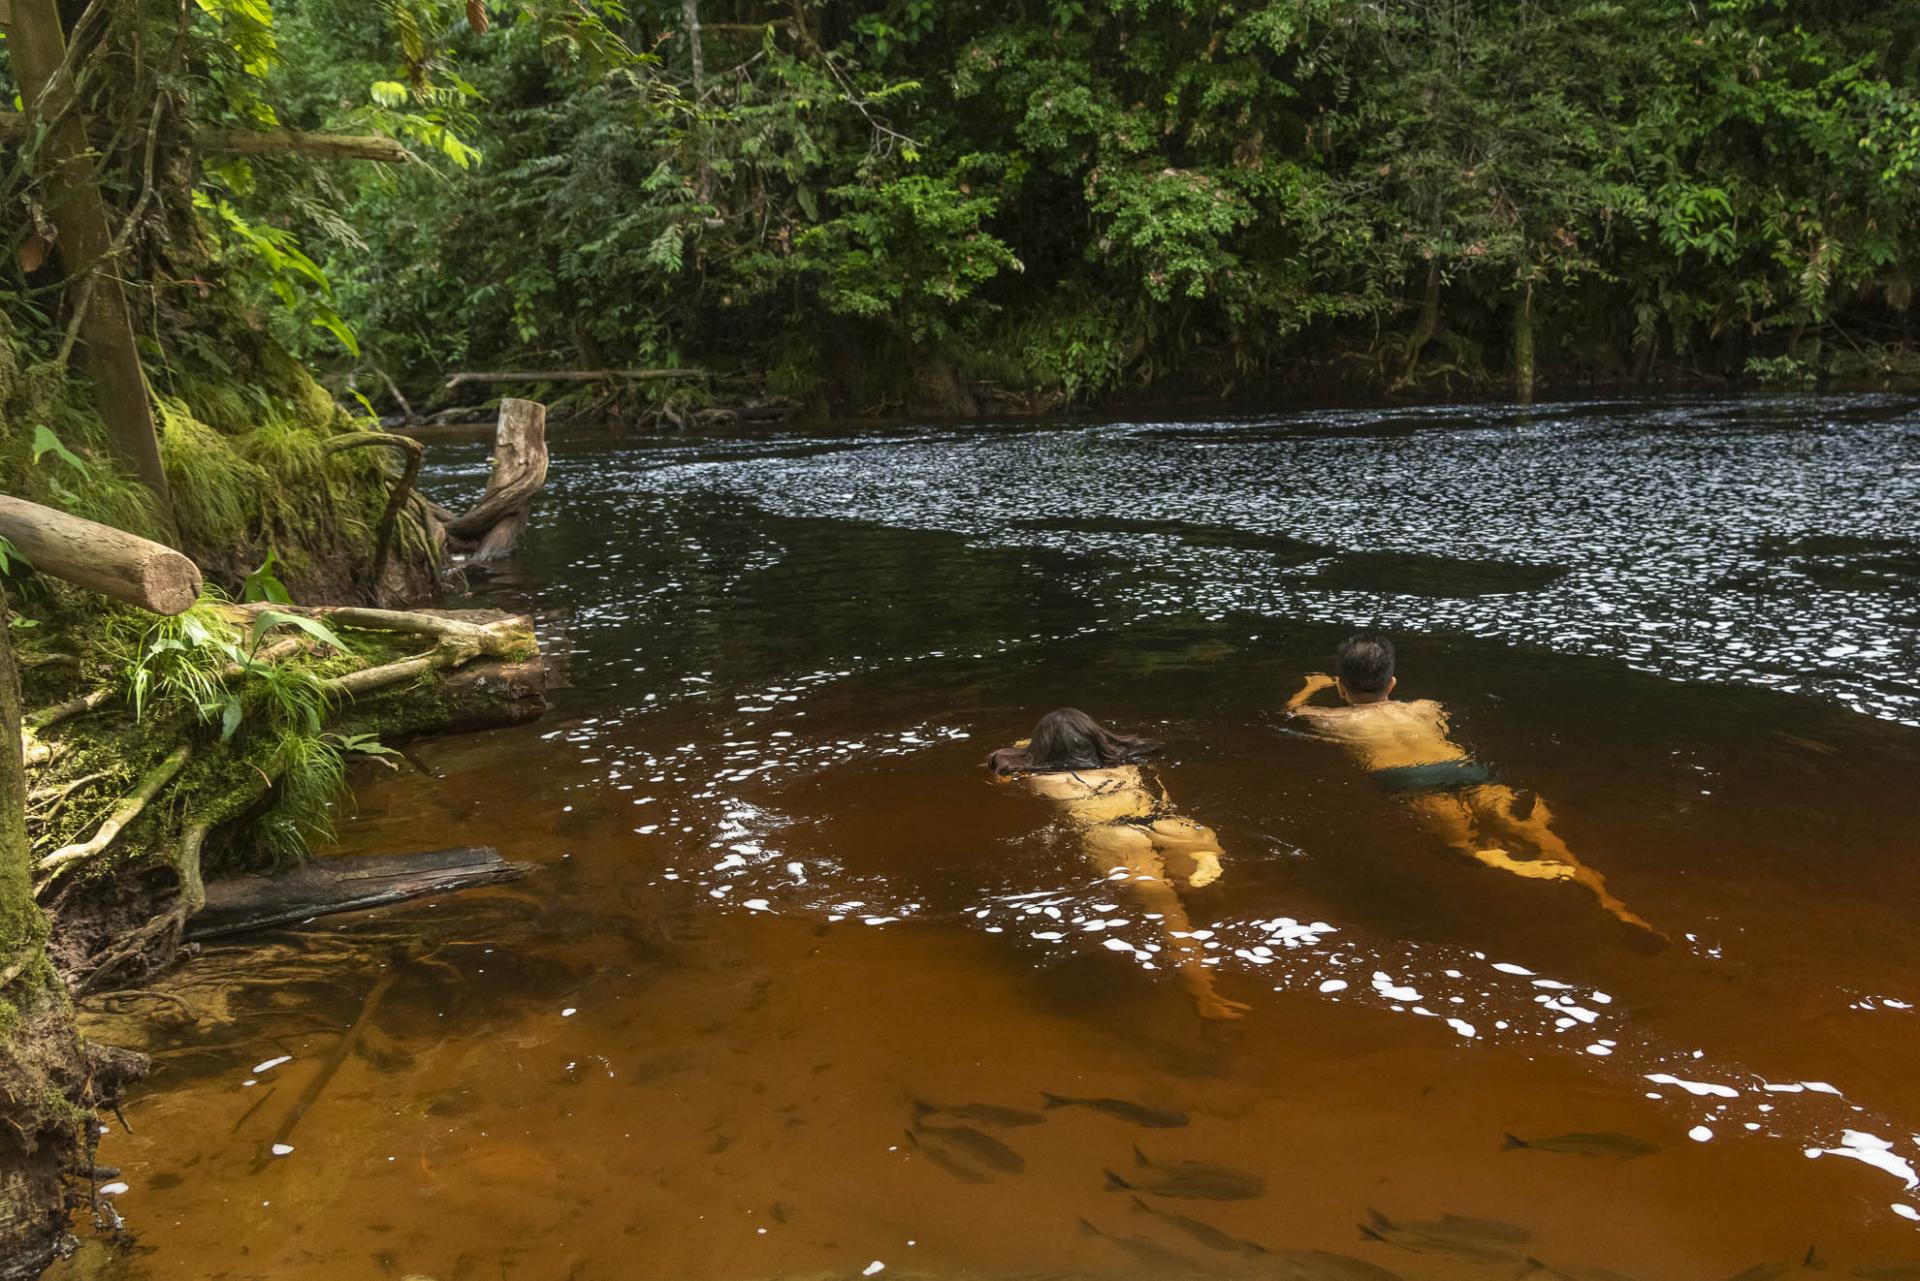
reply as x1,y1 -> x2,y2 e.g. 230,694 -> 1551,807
157,397 -> 270,550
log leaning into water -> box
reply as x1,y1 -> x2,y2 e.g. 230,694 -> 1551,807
0,495 -> 202,615
187,846 -> 532,941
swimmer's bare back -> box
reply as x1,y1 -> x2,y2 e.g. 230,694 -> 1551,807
1292,697 -> 1471,772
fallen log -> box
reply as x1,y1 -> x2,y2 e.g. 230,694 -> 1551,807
442,368 -> 707,388
0,495 -> 202,613
186,846 -> 533,941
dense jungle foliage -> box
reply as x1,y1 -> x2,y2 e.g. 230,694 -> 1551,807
190,0 -> 1920,412
9,2 -> 1920,417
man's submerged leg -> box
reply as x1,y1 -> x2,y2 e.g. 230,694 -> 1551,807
1468,786 -> 1664,938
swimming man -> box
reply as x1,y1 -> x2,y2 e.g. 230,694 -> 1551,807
1285,634 -> 1657,936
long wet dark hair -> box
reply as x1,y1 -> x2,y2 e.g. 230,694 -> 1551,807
987,708 -> 1163,776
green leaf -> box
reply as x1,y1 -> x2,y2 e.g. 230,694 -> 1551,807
242,552 -> 294,604
219,695 -> 244,744
249,609 -> 347,655
31,425 -> 89,474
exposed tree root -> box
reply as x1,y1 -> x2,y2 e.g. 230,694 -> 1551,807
34,745 -> 192,885
26,769 -> 113,822
72,821 -> 210,996
23,688 -> 111,731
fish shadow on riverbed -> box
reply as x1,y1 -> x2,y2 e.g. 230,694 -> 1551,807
1502,1130 -> 1659,1160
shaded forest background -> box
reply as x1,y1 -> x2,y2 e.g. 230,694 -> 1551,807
10,0 -> 1920,420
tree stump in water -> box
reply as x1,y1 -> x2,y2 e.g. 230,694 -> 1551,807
435,397 -> 549,567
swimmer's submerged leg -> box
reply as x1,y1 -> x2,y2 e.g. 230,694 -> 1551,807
1466,787 -> 1663,938
1080,823 -> 1247,1020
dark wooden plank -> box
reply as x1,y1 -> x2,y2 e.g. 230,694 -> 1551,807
187,846 -> 531,940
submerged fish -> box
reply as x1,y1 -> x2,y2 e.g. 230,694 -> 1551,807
1270,1251 -> 1407,1281
1726,1266 -> 1795,1281
1077,1216 -> 1200,1272
1106,1145 -> 1266,1200
903,1128 -> 988,1184
1127,1194 -> 1269,1256
1041,1092 -> 1189,1128
1360,1208 -> 1531,1263
1520,1258 -> 1642,1281
1503,1131 -> 1658,1160
911,1120 -> 1025,1174
911,1098 -> 1046,1128
1727,1254 -> 1825,1281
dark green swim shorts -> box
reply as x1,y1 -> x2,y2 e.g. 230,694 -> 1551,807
1371,758 -> 1494,797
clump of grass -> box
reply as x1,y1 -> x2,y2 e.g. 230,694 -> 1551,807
250,729 -> 345,867
95,595 -> 241,722
239,412 -> 328,486
175,374 -> 264,437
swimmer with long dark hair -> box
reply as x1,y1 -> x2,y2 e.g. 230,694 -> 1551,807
989,709 -> 1249,1020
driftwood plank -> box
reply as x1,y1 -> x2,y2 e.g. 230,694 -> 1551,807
187,846 -> 531,940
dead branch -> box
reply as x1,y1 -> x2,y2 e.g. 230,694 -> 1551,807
23,688 -> 112,732
441,368 -> 707,388
0,112 -> 411,162
321,432 -> 424,593
255,959 -> 402,1168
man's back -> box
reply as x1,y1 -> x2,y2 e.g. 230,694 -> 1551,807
1294,698 -> 1468,771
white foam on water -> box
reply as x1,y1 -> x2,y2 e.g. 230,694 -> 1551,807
1804,1131 -> 1920,1189
1647,1073 -> 1740,1099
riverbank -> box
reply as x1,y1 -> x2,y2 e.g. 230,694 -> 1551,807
396,345 -> 1920,433
0,379 -> 554,1274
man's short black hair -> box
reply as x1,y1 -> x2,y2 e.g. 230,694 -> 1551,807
1336,633 -> 1396,694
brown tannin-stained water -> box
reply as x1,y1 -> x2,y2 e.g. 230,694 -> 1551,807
55,398 -> 1920,1280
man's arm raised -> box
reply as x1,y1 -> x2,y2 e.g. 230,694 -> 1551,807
1285,673 -> 1338,713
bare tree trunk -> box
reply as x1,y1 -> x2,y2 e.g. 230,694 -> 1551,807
0,580 -> 94,1280
1513,281 -> 1536,405
2,0 -> 174,529
685,0 -> 712,202
1401,259 -> 1442,383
